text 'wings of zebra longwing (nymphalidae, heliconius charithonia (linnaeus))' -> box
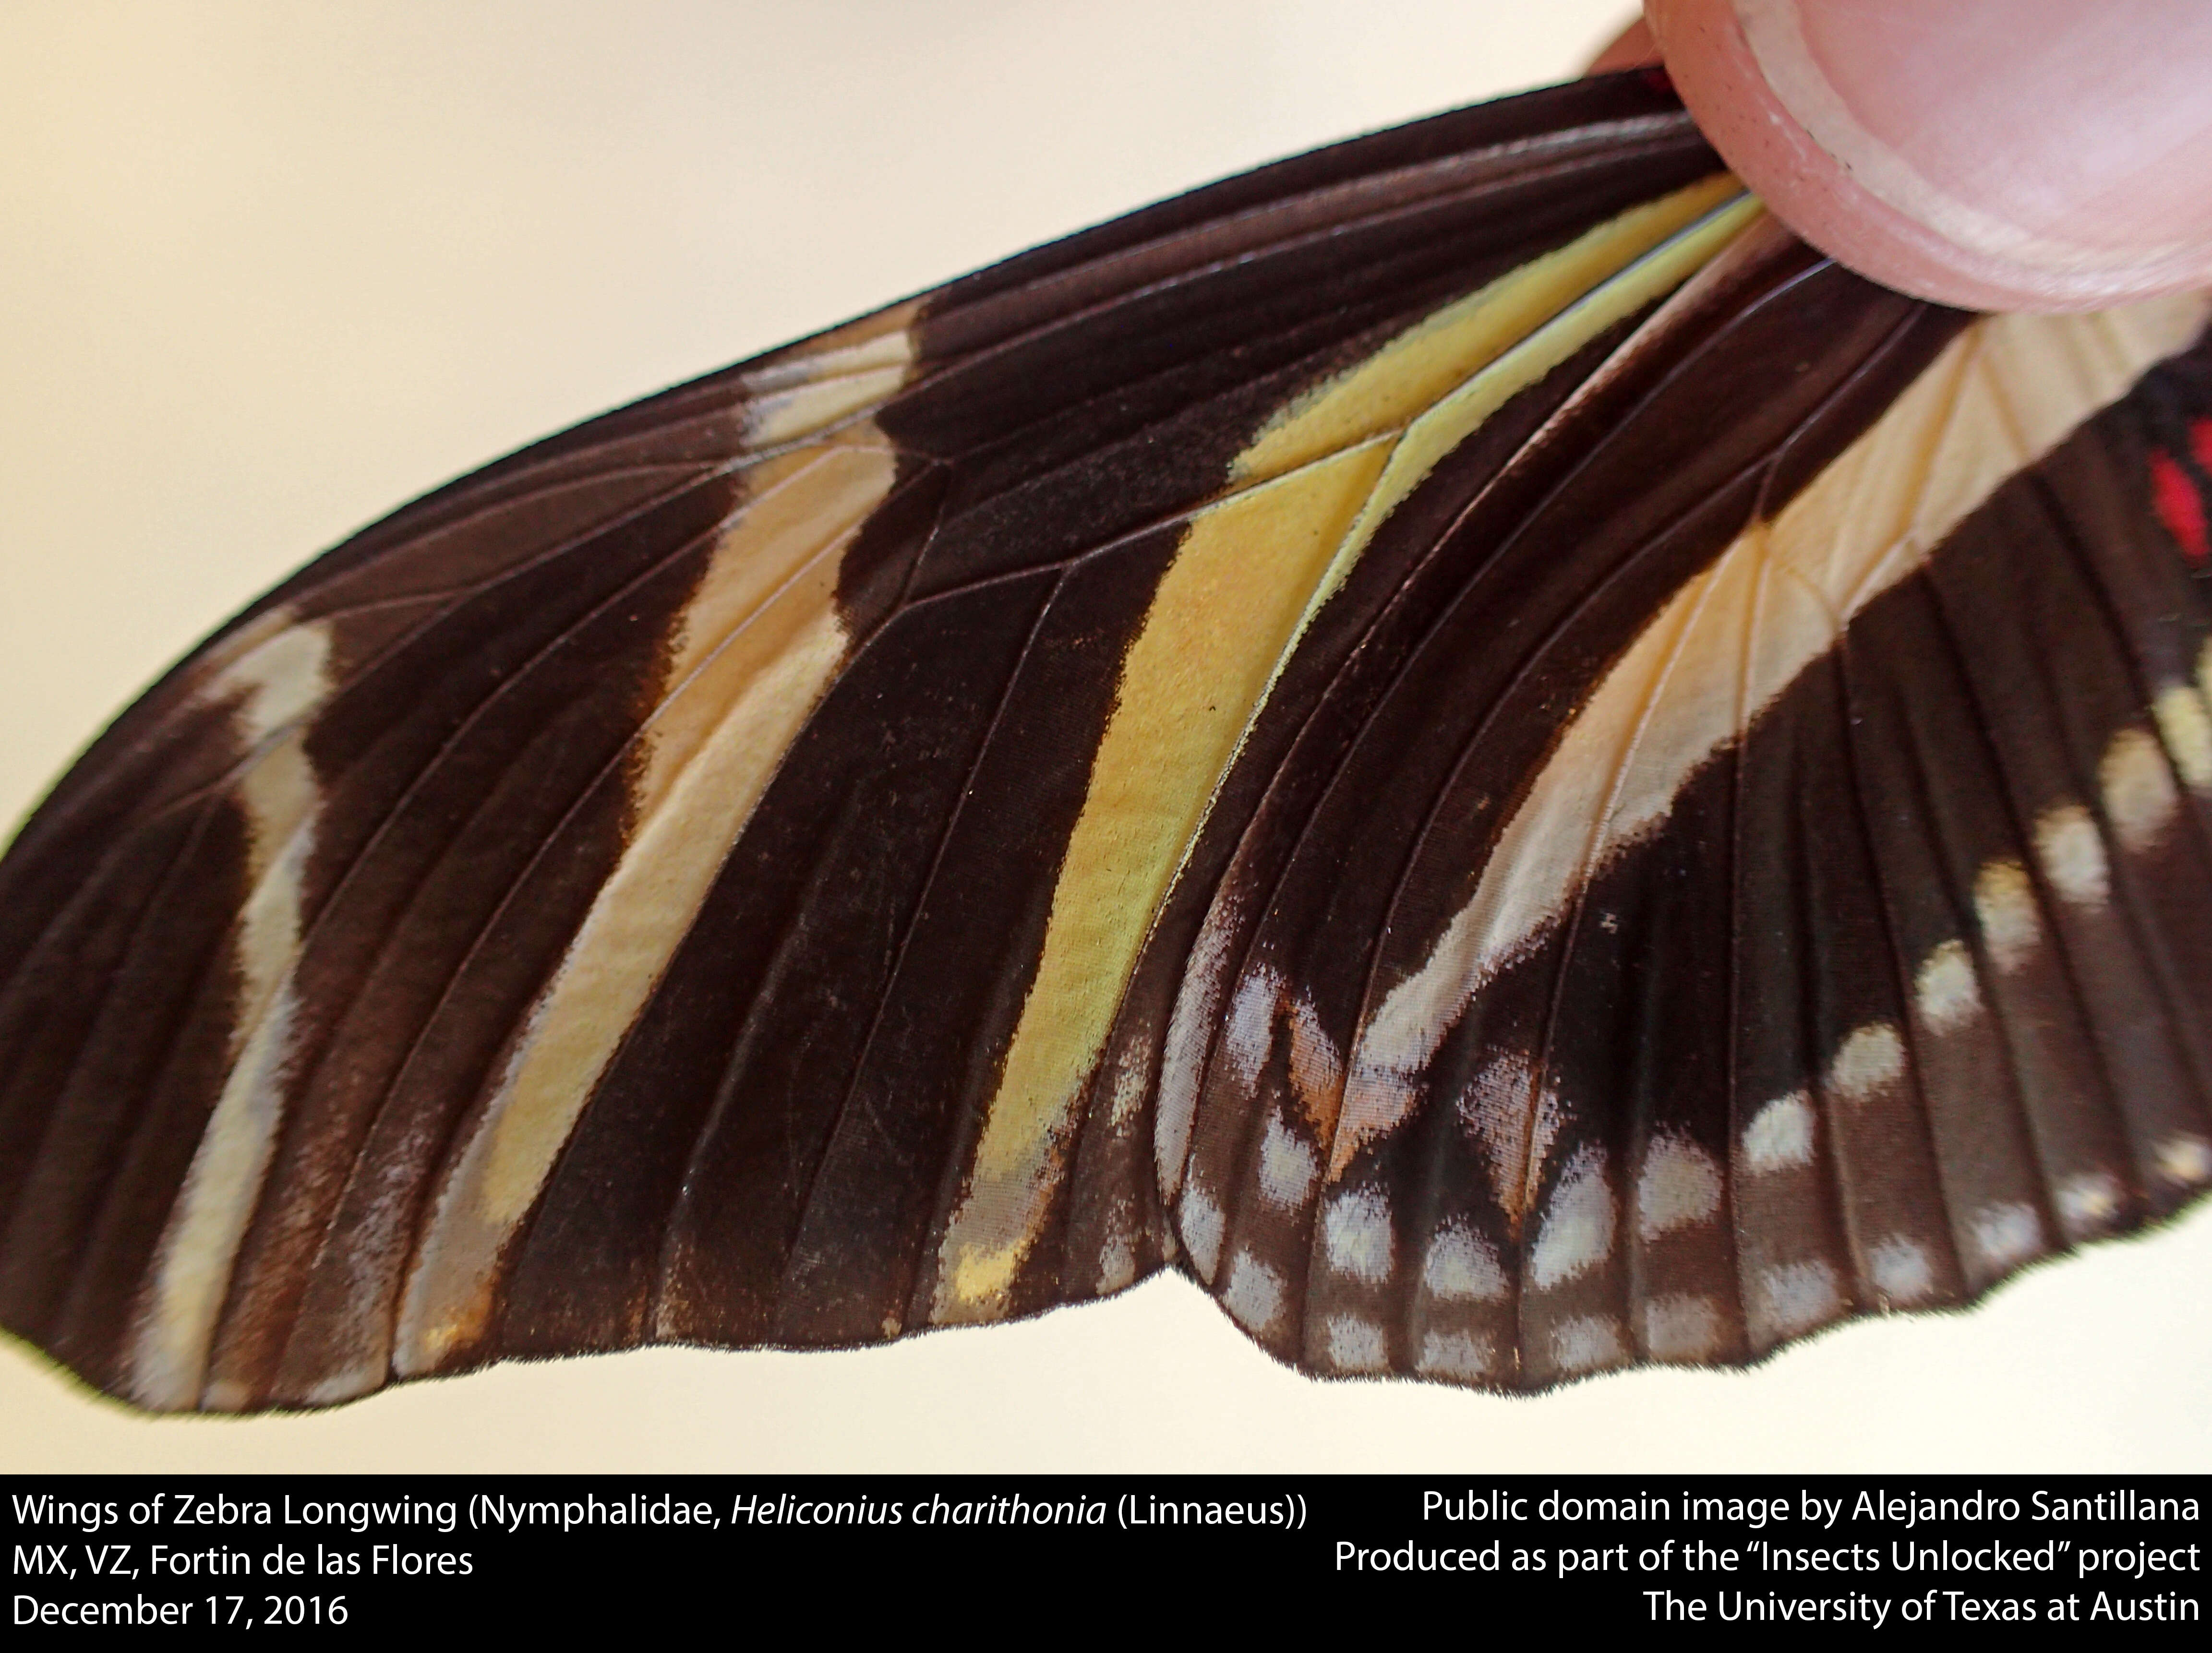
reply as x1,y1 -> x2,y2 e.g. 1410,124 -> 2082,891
1,71 -> 2209,1414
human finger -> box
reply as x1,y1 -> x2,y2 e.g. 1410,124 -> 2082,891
1645,0 -> 2212,311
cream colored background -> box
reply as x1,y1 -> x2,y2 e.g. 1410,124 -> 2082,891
1,1 -> 2204,1471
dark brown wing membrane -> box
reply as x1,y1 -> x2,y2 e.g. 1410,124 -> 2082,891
2,67 -> 2206,1415
1175,294 -> 2212,1386
0,74 -> 1722,1409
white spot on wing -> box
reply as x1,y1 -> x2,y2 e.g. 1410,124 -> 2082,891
1530,1145 -> 1615,1291
1285,991 -> 1345,1133
1913,940 -> 1982,1033
1640,1294 -> 1721,1361
1455,1050 -> 1564,1222
1105,1040 -> 1149,1131
1743,1091 -> 1816,1174
1222,964 -> 1283,1093
1156,909 -> 1239,1201
1754,1259 -> 1841,1340
1421,1221 -> 1508,1304
2156,1134 -> 2212,1186
2056,1170 -> 2122,1234
1221,1252 -> 1285,1335
1257,1114 -> 1319,1211
2155,682 -> 2212,792
1868,1236 -> 1937,1304
1416,1329 -> 1495,1381
1635,1134 -> 1721,1241
1322,1188 -> 1396,1285
1551,1315 -> 1625,1373
1972,1201 -> 2044,1270
1325,1315 -> 1389,1373
2035,803 -> 2110,908
1179,1178 -> 1225,1284
2100,727 -> 2180,852
1974,859 -> 2042,972
1096,1230 -> 1137,1295
1827,1022 -> 1905,1104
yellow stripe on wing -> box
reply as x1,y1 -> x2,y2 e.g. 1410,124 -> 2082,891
933,179 -> 1763,1319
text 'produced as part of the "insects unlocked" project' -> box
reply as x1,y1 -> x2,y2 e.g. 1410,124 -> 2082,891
8,1478 -> 2202,1626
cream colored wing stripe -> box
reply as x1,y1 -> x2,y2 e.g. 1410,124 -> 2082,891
128,611 -> 335,1410
397,435 -> 901,1375
933,180 -> 1765,1318
1342,293 -> 2212,1170
127,318 -> 918,1404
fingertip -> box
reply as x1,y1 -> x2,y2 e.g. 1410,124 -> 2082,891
1584,17 -> 1661,74
1647,0 -> 2212,311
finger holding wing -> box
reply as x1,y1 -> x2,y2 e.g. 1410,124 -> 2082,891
1,27 -> 2207,1435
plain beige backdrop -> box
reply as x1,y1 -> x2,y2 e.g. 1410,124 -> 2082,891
1,0 -> 2205,1471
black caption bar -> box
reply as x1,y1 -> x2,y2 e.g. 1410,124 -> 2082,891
7,1477 -> 2202,1629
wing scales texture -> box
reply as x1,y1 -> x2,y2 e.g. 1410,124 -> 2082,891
0,73 -> 2206,1411
1180,289 -> 2212,1385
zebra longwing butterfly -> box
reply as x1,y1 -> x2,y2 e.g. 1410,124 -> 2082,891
2,9 -> 2206,1468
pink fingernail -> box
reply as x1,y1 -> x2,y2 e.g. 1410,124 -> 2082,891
1738,0 -> 2212,291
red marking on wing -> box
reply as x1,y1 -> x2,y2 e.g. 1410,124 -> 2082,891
2151,448 -> 2210,563
2191,414 -> 2212,473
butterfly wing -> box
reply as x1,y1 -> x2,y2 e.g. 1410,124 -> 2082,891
2,69 -> 2207,1416
0,75 -> 1710,1409
1174,261 -> 2212,1385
